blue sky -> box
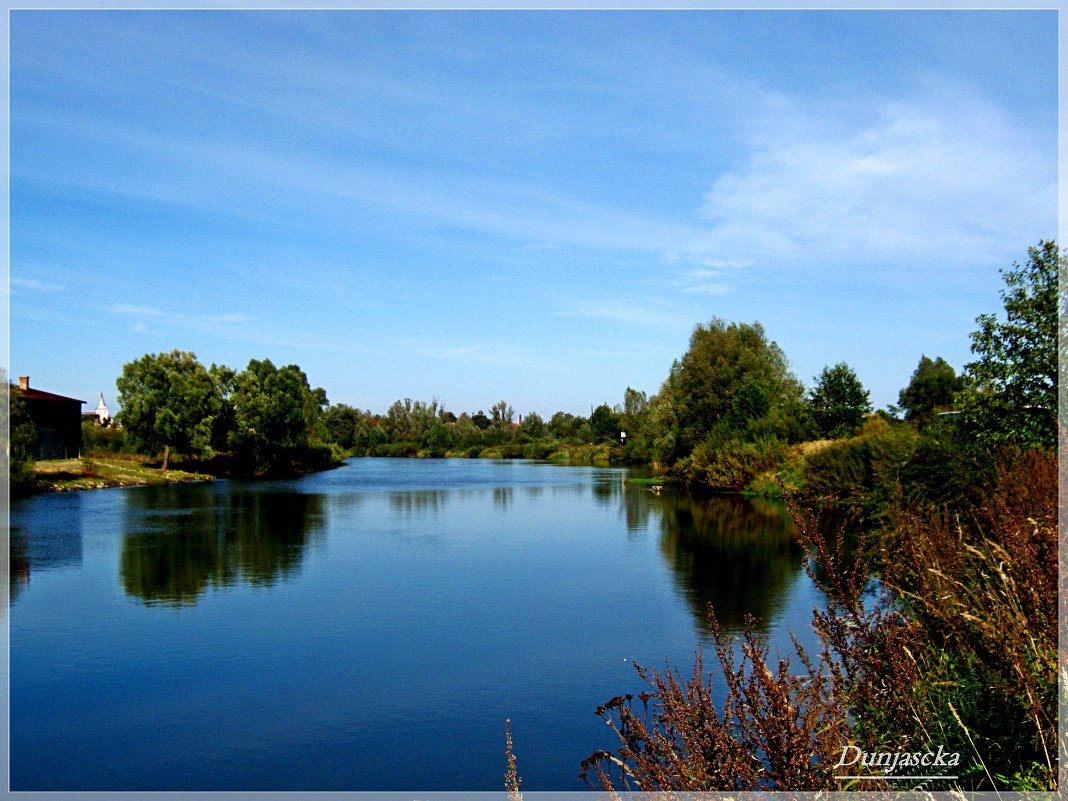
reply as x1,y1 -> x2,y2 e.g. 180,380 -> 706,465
9,8 -> 1059,418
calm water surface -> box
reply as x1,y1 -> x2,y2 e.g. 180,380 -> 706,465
10,458 -> 824,791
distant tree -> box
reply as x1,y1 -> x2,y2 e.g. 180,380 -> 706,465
116,350 -> 222,471
621,387 -> 649,428
385,399 -> 417,442
321,403 -> 365,450
957,240 -> 1061,447
452,413 -> 482,447
548,411 -> 583,441
421,420 -> 454,456
471,410 -> 491,431
726,375 -> 772,430
489,400 -> 515,432
809,362 -> 872,439
519,411 -> 546,439
590,403 -> 622,442
897,355 -> 964,425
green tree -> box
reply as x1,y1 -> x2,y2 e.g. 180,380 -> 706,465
548,411 -> 581,441
590,403 -> 622,442
452,413 -> 482,448
809,362 -> 872,439
7,376 -> 38,494
519,411 -> 546,439
384,398 -> 417,442
957,240 -> 1061,447
896,355 -> 964,425
421,420 -> 454,456
662,319 -> 802,456
321,403 -> 367,451
116,350 -> 223,471
489,400 -> 515,432
228,358 -> 326,475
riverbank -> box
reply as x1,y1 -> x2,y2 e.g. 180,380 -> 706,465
31,455 -> 214,492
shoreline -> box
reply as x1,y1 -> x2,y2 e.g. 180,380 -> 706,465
29,456 -> 215,493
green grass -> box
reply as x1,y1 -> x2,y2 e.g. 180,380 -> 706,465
626,476 -> 673,486
33,455 -> 213,491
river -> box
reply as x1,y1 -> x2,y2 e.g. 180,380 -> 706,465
9,457 -> 826,791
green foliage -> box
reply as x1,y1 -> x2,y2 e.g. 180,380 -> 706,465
809,362 -> 872,439
589,403 -> 621,442
81,419 -> 128,453
663,319 -> 803,458
9,381 -> 37,462
10,455 -> 38,496
489,400 -> 515,433
450,413 -> 483,449
957,240 -> 1061,447
519,411 -> 545,439
7,378 -> 39,496
421,420 -> 454,457
691,436 -> 787,493
896,415 -> 990,508
799,417 -> 919,516
320,403 -> 370,451
896,355 -> 963,425
116,350 -> 222,471
547,410 -> 582,441
228,358 -> 328,475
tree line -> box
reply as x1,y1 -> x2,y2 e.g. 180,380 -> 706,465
11,239 -> 1059,494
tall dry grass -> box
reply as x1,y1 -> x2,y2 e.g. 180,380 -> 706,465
578,446 -> 1057,791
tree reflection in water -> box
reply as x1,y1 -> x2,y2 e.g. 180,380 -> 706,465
119,485 -> 325,607
653,492 -> 805,633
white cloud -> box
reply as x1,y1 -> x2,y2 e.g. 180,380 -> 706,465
683,85 -> 1056,271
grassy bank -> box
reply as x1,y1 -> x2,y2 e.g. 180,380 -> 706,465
32,454 -> 214,492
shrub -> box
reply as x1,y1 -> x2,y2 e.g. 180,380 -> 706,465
798,420 -> 918,517
81,420 -> 129,453
10,456 -> 38,497
691,437 -> 788,492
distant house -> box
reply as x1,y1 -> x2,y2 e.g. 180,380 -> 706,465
17,376 -> 85,459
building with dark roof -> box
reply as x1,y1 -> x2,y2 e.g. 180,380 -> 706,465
17,376 -> 85,459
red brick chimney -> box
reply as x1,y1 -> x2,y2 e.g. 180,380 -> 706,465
18,376 -> 29,391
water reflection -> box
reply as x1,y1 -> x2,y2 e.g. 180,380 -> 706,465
9,493 -> 85,604
493,486 -> 513,510
652,492 -> 805,633
389,489 -> 448,518
119,485 -> 325,607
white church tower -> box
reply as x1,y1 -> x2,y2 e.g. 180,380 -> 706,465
94,393 -> 110,425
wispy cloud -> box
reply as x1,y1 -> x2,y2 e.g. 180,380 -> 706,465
12,277 -> 63,292
110,304 -> 165,317
557,296 -> 696,329
684,83 -> 1056,270
109,303 -> 252,335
